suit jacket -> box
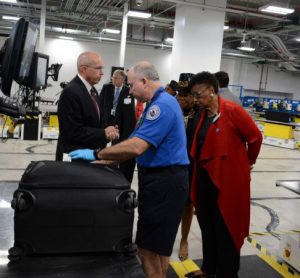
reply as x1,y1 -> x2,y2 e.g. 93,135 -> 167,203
114,87 -> 135,142
99,83 -> 129,127
56,75 -> 106,161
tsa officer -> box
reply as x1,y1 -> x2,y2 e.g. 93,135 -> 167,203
69,61 -> 189,278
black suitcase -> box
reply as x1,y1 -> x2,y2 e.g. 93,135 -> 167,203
9,161 -> 137,258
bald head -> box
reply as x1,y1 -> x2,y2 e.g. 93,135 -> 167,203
77,51 -> 104,85
127,61 -> 161,102
129,61 -> 160,81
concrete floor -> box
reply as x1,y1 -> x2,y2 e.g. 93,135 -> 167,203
0,139 -> 300,276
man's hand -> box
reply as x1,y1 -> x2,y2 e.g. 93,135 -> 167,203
69,149 -> 95,161
105,125 -> 119,141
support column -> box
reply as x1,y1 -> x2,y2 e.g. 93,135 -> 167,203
119,1 -> 128,67
39,0 -> 46,52
171,0 -> 227,80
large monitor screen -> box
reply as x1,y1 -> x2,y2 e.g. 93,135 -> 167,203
0,18 -> 28,96
17,23 -> 38,83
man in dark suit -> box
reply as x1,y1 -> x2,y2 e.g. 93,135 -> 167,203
114,84 -> 143,183
99,69 -> 127,127
56,51 -> 119,161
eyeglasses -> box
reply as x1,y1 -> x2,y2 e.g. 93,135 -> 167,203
81,65 -> 103,72
192,86 -> 210,99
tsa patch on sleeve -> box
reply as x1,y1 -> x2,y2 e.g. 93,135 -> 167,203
146,105 -> 161,120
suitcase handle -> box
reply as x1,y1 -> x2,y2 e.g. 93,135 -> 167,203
11,189 -> 35,212
116,190 -> 138,214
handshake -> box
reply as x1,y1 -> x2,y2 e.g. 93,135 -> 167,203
105,125 -> 119,141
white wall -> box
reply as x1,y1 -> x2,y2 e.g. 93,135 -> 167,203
1,35 -> 299,100
43,38 -> 172,98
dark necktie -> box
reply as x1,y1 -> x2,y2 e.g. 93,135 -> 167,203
90,87 -> 100,119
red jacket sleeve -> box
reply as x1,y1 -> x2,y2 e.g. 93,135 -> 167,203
229,104 -> 263,165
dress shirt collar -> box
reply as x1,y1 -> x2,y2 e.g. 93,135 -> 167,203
115,86 -> 123,93
78,74 -> 93,95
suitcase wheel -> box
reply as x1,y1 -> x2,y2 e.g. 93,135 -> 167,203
116,190 -> 138,214
8,246 -> 24,261
114,238 -> 137,255
11,190 -> 35,212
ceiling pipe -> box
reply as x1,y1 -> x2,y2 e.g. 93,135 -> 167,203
162,0 -> 291,22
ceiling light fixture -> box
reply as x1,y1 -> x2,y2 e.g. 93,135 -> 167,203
165,37 -> 174,43
102,28 -> 120,34
237,46 -> 256,52
58,36 -> 74,40
296,38 -> 300,42
259,5 -> 294,15
224,25 -> 229,30
0,0 -> 17,3
127,10 -> 151,19
2,15 -> 20,21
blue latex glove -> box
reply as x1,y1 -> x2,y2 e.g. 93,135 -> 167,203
68,149 -> 95,161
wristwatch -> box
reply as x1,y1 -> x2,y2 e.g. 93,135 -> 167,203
93,148 -> 101,160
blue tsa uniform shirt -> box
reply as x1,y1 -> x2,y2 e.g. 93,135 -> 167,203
131,86 -> 189,167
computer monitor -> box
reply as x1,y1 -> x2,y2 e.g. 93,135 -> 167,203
0,18 -> 28,96
16,22 -> 38,85
28,52 -> 49,90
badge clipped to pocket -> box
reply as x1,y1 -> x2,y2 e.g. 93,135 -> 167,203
124,98 -> 132,104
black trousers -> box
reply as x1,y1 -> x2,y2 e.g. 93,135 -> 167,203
196,165 -> 240,278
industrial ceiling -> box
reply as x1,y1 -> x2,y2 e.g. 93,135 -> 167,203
0,0 -> 299,70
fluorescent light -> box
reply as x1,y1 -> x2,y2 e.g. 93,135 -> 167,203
259,5 -> 294,15
165,37 -> 173,43
58,36 -> 74,40
296,38 -> 300,42
237,46 -> 255,52
0,200 -> 10,208
127,10 -> 151,19
102,28 -> 120,34
0,0 -> 17,3
224,25 -> 229,30
2,15 -> 20,21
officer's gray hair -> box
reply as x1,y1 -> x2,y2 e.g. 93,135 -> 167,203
132,61 -> 160,81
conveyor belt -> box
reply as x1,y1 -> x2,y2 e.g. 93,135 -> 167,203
276,180 -> 300,194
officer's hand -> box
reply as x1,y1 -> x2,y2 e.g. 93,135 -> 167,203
105,126 -> 120,141
69,149 -> 95,161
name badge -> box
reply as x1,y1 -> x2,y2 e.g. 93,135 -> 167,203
124,98 -> 132,104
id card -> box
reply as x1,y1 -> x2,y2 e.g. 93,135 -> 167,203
124,98 -> 132,104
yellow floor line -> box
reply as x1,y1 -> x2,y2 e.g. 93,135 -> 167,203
248,236 -> 300,278
169,261 -> 189,278
258,253 -> 300,278
181,259 -> 201,272
170,259 -> 201,278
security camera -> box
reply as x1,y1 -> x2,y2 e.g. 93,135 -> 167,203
136,0 -> 143,7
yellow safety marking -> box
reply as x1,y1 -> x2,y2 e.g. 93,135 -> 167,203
258,252 -> 300,278
181,259 -> 201,272
247,236 -> 300,277
170,261 -> 189,278
170,259 -> 201,278
250,229 -> 300,237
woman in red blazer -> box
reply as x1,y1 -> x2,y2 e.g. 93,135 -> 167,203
185,72 -> 262,278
